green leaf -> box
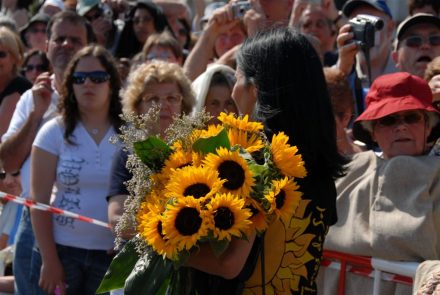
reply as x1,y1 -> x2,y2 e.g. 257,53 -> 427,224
133,136 -> 172,170
209,238 -> 230,257
192,128 -> 230,155
96,240 -> 140,293
124,253 -> 173,295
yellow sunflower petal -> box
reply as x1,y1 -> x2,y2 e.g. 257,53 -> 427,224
218,112 -> 263,133
227,129 -> 264,153
206,193 -> 252,241
165,166 -> 224,201
162,196 -> 209,251
271,132 -> 307,178
203,147 -> 255,198
265,177 -> 303,224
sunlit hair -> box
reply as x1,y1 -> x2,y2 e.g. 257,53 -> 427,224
60,45 -> 123,144
122,61 -> 195,115
142,31 -> 183,61
0,27 -> 25,74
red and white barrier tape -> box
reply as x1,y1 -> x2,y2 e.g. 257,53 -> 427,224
0,191 -> 111,229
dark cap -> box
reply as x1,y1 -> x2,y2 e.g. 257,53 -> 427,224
342,0 -> 393,19
19,13 -> 50,47
396,13 -> 440,41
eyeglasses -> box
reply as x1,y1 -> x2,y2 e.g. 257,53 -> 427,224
0,51 -> 8,58
133,16 -> 152,25
72,71 -> 110,84
146,52 -> 175,61
29,27 -> 46,34
376,112 -> 424,127
0,171 -> 20,180
142,93 -> 183,106
24,64 -> 46,72
402,35 -> 440,48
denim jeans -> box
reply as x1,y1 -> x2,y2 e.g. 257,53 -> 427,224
13,207 -> 36,295
31,244 -> 112,295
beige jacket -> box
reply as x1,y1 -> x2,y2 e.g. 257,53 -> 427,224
318,151 -> 440,294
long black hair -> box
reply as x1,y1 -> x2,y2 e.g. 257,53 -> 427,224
237,27 -> 346,179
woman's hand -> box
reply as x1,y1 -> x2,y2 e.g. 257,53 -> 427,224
39,256 -> 66,295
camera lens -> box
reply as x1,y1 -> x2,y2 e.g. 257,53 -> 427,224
374,19 -> 384,30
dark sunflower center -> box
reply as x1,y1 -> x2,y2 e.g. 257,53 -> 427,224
275,190 -> 286,209
177,162 -> 191,169
157,221 -> 165,238
183,183 -> 211,199
214,207 -> 234,230
175,207 -> 202,236
218,160 -> 245,190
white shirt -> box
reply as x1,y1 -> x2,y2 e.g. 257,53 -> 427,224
2,79 -> 59,200
33,117 -> 116,250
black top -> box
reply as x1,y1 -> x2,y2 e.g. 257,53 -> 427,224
0,76 -> 32,104
107,148 -> 131,200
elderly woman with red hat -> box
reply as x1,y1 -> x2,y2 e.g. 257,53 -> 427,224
318,72 -> 440,295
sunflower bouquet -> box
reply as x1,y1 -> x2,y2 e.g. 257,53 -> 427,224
98,109 -> 306,294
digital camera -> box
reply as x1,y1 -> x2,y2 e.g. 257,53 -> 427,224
349,14 -> 384,48
231,1 -> 251,19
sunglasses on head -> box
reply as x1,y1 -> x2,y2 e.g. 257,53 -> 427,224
24,64 -> 46,72
376,112 -> 424,127
402,35 -> 440,48
0,170 -> 20,180
72,71 -> 110,85
0,51 -> 8,58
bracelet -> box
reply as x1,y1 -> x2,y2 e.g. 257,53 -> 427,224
333,11 -> 343,25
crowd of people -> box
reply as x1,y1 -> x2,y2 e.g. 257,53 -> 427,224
0,0 -> 437,294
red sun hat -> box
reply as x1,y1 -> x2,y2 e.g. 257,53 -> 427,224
353,72 -> 440,145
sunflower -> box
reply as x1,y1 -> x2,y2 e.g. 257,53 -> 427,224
203,147 -> 255,197
137,202 -> 178,259
245,198 -> 269,233
265,177 -> 302,224
199,124 -> 224,138
218,112 -> 263,133
206,193 -> 252,241
162,196 -> 209,251
160,149 -> 194,181
270,132 -> 307,178
165,166 -> 224,201
227,128 -> 264,153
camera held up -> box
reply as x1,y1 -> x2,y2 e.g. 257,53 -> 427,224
231,1 -> 251,19
349,14 -> 384,49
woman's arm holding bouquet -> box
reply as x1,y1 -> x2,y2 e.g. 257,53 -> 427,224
187,230 -> 256,279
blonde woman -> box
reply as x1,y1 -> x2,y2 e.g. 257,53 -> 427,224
108,61 -> 195,239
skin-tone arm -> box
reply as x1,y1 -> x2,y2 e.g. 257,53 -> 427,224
334,24 -> 359,76
187,230 -> 256,279
192,0 -> 205,32
30,146 -> 66,295
184,5 -> 240,81
0,72 -> 53,173
0,92 -> 20,140
108,194 -> 136,240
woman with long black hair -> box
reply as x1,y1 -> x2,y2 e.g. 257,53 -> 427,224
187,27 -> 346,294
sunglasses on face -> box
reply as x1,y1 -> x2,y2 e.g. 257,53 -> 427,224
24,64 -> 46,72
0,51 -> 9,58
0,170 -> 20,180
402,35 -> 440,48
72,71 -> 110,85
376,112 -> 424,127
